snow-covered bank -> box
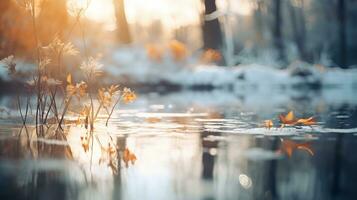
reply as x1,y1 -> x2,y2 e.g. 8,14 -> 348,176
105,47 -> 357,90
2,47 -> 357,91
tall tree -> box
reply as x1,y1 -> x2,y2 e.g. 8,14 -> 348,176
113,0 -> 132,44
298,0 -> 307,59
0,0 -> 34,56
37,0 -> 69,44
0,0 -> 13,56
337,0 -> 347,68
253,0 -> 264,44
201,0 -> 223,50
288,0 -> 307,60
272,0 -> 285,63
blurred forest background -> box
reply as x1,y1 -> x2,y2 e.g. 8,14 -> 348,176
0,0 -> 356,72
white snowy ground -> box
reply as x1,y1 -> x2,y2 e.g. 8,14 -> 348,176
104,47 -> 357,90
2,47 -> 357,90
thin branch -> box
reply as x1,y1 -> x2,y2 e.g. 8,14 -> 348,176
106,96 -> 121,126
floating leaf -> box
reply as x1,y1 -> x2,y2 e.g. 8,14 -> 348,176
279,111 -> 297,127
264,120 -> 274,129
296,117 -> 316,126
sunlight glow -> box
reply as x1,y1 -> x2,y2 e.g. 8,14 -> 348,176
68,0 -> 117,30
68,0 -> 252,31
68,0 -> 201,30
125,0 -> 201,28
217,0 -> 252,16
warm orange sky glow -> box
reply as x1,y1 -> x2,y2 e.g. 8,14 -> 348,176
68,0 -> 252,30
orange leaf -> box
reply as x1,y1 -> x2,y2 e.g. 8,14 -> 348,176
296,117 -> 316,126
279,111 -> 297,125
264,120 -> 274,129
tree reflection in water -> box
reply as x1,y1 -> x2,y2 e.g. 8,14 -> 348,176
0,102 -> 357,200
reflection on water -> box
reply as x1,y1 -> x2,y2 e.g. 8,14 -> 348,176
0,91 -> 357,200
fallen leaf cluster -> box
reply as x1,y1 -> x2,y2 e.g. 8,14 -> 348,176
264,111 -> 316,129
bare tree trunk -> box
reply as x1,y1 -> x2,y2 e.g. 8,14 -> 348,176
113,0 -> 132,44
288,1 -> 299,49
288,0 -> 306,60
253,1 -> 264,44
337,0 -> 347,68
298,0 -> 307,60
273,0 -> 285,63
0,0 -> 12,56
37,0 -> 68,44
0,0 -> 34,56
202,0 -> 223,50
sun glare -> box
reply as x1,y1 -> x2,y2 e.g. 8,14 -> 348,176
125,0 -> 202,28
217,0 -> 252,16
68,0 -> 116,30
69,0 -> 202,30
68,0 -> 252,31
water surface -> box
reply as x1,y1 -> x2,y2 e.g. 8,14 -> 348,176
0,90 -> 357,200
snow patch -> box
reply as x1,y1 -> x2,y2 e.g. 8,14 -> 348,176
105,47 -> 357,90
